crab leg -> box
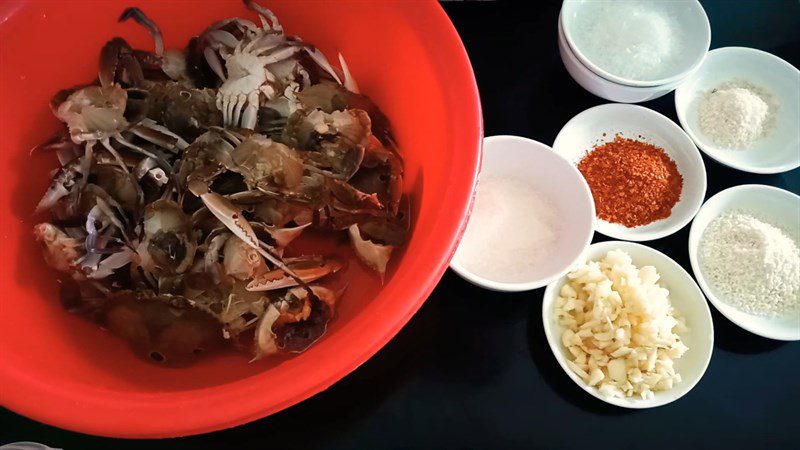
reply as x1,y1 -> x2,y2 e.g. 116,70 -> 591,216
245,34 -> 283,55
76,141 -> 95,196
244,0 -> 283,32
338,53 -> 360,94
131,120 -> 190,150
241,91 -> 260,129
206,17 -> 258,36
214,127 -> 244,145
118,7 -> 164,56
231,94 -> 247,126
204,47 -> 227,82
113,133 -> 172,170
261,45 -> 302,65
304,47 -> 342,85
100,138 -> 131,174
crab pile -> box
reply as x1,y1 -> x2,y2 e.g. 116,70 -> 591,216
32,1 -> 407,366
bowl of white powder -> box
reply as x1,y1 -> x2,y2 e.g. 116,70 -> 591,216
675,47 -> 800,174
689,185 -> 800,341
450,136 -> 595,292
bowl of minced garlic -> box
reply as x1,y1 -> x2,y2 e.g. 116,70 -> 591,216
542,241 -> 714,408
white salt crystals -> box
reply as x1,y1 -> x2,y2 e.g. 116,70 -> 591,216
699,211 -> 800,318
569,1 -> 685,81
455,175 -> 561,283
698,80 -> 777,149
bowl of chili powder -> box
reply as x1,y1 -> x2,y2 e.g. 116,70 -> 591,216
553,103 -> 706,241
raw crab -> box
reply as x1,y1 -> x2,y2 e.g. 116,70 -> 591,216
32,2 -> 408,366
195,0 -> 358,129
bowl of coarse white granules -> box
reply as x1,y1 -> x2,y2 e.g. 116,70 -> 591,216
560,0 -> 710,87
689,185 -> 800,341
675,47 -> 800,174
450,136 -> 595,292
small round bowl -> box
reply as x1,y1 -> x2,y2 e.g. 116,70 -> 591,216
557,12 -> 681,103
450,136 -> 595,292
542,241 -> 714,409
675,47 -> 800,174
552,104 -> 707,241
688,185 -> 800,341
560,0 -> 710,87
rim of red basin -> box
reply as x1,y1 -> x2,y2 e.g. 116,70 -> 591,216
0,0 -> 482,439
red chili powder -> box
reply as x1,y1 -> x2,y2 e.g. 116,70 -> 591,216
578,136 -> 683,228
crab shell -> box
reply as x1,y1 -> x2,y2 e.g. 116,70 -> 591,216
33,223 -> 85,274
349,224 -> 393,283
253,284 -> 341,360
140,199 -> 198,274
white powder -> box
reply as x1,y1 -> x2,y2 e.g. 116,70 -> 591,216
457,175 -> 560,283
570,1 -> 684,81
698,80 -> 776,149
699,211 -> 800,318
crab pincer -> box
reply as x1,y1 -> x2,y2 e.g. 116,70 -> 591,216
198,191 -> 312,293
99,37 -> 145,88
246,256 -> 343,291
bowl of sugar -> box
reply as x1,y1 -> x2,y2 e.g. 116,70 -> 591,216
675,47 -> 800,174
560,0 -> 710,88
449,136 -> 595,292
689,184 -> 800,341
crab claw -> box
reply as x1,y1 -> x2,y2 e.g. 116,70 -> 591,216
200,192 -> 309,288
330,179 -> 383,211
200,192 -> 263,250
246,256 -> 343,291
348,224 -> 393,282
99,37 -> 144,88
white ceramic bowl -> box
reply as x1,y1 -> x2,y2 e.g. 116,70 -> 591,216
557,12 -> 681,103
675,47 -> 800,174
553,104 -> 707,241
542,241 -> 714,409
450,136 -> 595,292
688,185 -> 800,341
561,0 -> 710,87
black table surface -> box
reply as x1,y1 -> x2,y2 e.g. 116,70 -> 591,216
2,1 -> 799,449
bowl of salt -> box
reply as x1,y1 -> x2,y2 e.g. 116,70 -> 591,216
449,136 -> 595,292
560,0 -> 710,88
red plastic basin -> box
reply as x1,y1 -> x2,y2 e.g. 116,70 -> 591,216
0,0 -> 481,438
